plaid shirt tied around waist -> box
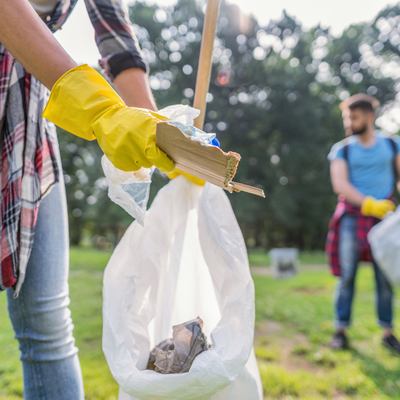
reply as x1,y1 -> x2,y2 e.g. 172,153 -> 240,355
0,46 -> 59,295
325,195 -> 381,277
0,0 -> 147,294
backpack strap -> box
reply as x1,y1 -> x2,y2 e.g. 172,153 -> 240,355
343,143 -> 349,162
342,139 -> 350,174
387,137 -> 398,182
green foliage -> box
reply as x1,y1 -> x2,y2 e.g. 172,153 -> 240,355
58,1 -> 400,250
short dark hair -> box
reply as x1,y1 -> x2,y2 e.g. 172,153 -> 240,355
348,99 -> 375,114
339,93 -> 379,113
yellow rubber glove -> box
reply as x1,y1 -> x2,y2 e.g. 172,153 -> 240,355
167,169 -> 205,186
361,196 -> 396,219
43,64 -> 175,173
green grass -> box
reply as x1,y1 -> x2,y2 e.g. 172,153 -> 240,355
255,267 -> 400,399
1,248 -> 400,399
0,247 -> 117,400
248,248 -> 326,267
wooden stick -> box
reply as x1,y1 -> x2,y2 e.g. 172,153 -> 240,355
189,0 -> 265,198
193,0 -> 222,130
229,182 -> 265,198
156,0 -> 265,198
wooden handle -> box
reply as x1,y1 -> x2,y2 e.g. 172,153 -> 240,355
193,0 -> 222,130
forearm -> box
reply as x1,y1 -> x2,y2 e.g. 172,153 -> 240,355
333,181 -> 365,206
113,68 -> 157,111
0,0 -> 77,89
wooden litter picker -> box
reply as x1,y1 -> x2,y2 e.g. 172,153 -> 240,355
156,0 -> 265,198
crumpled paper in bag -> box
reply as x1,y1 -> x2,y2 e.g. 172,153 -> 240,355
147,317 -> 209,374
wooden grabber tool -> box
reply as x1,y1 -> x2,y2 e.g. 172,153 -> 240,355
155,0 -> 265,198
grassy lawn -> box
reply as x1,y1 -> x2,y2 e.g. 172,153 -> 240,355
248,248 -> 327,267
0,248 -> 117,400
1,248 -> 399,399
254,268 -> 400,399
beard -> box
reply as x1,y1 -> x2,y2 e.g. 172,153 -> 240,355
351,124 -> 368,135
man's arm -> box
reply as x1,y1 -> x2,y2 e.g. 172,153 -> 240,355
330,158 -> 365,206
0,0 -> 77,89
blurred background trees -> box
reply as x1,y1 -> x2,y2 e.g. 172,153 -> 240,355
57,0 -> 400,250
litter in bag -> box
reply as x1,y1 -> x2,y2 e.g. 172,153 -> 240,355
368,207 -> 400,286
147,317 -> 209,374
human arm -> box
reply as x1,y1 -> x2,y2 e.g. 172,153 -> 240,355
84,0 -> 157,110
113,69 -> 157,110
0,0 -> 77,89
330,158 -> 365,206
330,158 -> 395,217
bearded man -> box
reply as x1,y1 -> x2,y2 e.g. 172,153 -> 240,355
326,94 -> 400,351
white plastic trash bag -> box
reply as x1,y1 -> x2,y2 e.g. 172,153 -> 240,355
101,157 -> 154,226
102,175 -> 262,400
368,207 -> 400,286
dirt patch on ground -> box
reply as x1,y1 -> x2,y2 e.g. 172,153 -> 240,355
255,320 -> 283,336
255,320 -> 322,374
251,267 -> 272,276
280,339 -> 320,373
292,287 -> 328,295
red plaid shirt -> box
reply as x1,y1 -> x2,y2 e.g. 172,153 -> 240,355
326,195 -> 380,276
0,46 -> 59,294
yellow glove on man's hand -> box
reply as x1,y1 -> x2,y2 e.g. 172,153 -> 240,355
43,64 -> 175,173
361,196 -> 396,219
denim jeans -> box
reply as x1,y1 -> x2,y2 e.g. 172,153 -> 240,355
6,175 -> 84,399
335,214 -> 393,329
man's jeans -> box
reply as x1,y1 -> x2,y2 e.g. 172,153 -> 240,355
335,214 -> 393,329
6,177 -> 84,400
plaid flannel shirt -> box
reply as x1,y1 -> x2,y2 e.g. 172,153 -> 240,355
326,195 -> 380,277
0,0 -> 146,293
0,46 -> 59,294
45,0 -> 147,80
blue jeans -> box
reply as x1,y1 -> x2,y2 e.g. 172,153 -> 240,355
6,177 -> 84,399
335,214 -> 393,329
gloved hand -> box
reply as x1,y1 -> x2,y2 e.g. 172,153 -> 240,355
361,196 -> 396,219
43,64 -> 175,173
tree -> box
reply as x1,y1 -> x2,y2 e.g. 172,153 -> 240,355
58,1 -> 400,250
